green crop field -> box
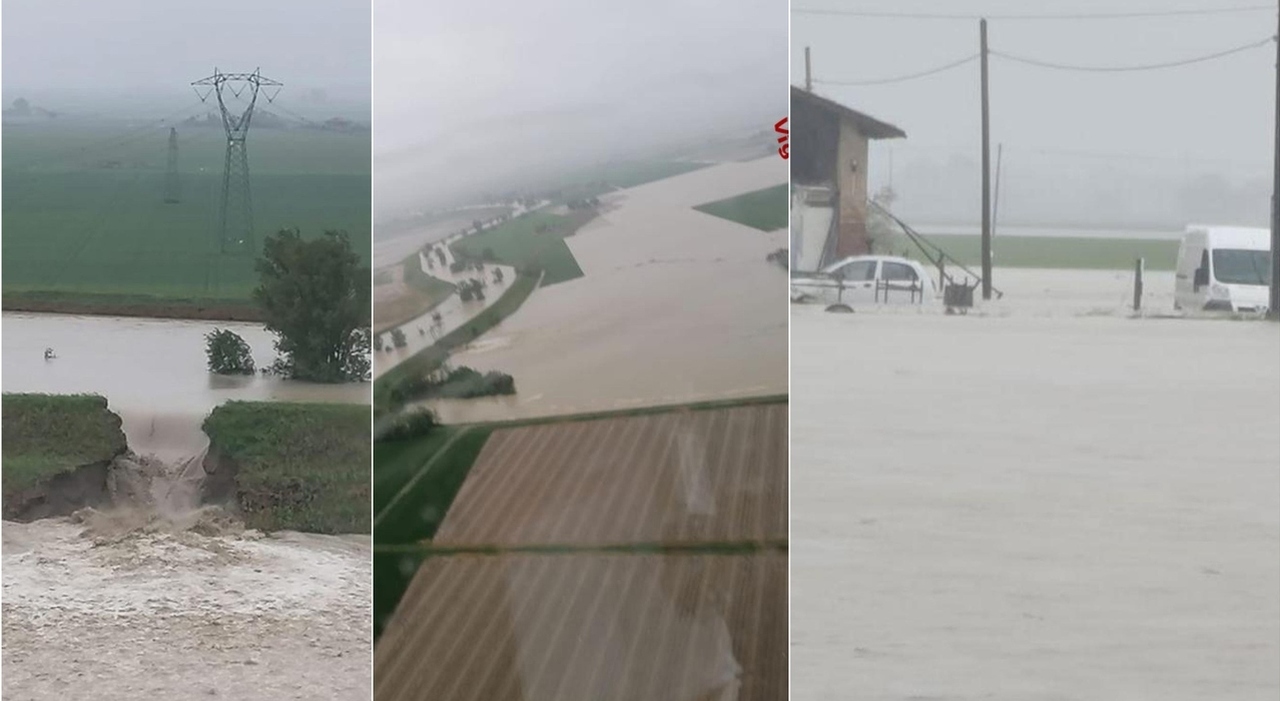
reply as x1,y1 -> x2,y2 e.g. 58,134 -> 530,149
203,401 -> 371,534
880,234 -> 1179,271
2,121 -> 370,313
693,183 -> 789,231
373,426 -> 492,639
449,210 -> 584,285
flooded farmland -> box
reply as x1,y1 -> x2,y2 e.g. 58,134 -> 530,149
417,156 -> 788,423
790,272 -> 1280,700
2,312 -> 372,700
2,313 -> 368,456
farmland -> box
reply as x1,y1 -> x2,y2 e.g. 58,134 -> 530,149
372,400 -> 788,694
448,211 -> 584,285
2,121 -> 370,316
693,183 -> 789,232
881,232 -> 1179,271
373,552 -> 787,701
433,403 -> 788,546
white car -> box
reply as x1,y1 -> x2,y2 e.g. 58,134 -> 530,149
790,255 -> 938,307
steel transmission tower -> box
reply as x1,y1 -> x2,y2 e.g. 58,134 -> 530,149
164,127 -> 180,204
191,68 -> 282,254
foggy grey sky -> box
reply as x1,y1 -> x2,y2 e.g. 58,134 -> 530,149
2,0 -> 371,103
374,0 -> 787,220
792,0 -> 1277,226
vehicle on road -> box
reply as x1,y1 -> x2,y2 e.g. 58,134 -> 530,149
1174,225 -> 1272,313
790,255 -> 938,308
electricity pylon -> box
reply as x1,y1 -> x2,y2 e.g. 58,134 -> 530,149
163,127 -> 180,204
191,68 -> 282,254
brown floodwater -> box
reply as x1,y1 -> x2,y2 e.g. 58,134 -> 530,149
412,156 -> 789,423
2,313 -> 368,459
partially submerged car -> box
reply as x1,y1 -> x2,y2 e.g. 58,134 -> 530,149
790,255 -> 939,307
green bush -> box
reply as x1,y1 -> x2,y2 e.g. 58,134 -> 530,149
205,328 -> 256,375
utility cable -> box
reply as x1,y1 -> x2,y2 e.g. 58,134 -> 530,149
814,53 -> 980,86
992,34 -> 1276,72
793,5 -> 1273,21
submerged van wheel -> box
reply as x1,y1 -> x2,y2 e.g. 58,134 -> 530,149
825,304 -> 854,314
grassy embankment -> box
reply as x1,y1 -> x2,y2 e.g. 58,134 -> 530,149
370,393 -> 788,640
1,393 -> 127,496
3,123 -> 370,319
203,401 -> 370,534
693,184 -> 789,232
880,233 -> 1180,271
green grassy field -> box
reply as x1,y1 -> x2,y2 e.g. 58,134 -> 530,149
693,183 -> 789,232
203,401 -> 370,534
449,211 -> 583,285
881,234 -> 1179,271
3,122 -> 370,311
373,426 -> 492,639
1,393 -> 127,494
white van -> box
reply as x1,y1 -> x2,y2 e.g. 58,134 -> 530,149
1174,225 -> 1272,313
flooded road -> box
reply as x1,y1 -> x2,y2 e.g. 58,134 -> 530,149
416,156 -> 789,423
791,271 -> 1280,699
2,313 -> 368,458
374,246 -> 516,380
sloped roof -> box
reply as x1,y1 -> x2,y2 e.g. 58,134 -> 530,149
791,85 -> 906,140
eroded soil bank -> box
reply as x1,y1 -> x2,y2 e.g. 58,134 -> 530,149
2,404 -> 372,700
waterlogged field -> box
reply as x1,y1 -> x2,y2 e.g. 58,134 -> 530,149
2,122 -> 370,310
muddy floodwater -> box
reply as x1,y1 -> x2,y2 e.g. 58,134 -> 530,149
2,313 -> 368,459
417,157 -> 788,423
2,312 -> 372,700
791,268 -> 1280,699
2,520 -> 371,701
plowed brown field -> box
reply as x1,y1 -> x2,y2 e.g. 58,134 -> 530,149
374,552 -> 786,701
433,403 -> 788,546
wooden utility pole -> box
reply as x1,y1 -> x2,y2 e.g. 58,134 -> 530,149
1270,3 -> 1280,319
980,19 -> 993,300
805,46 -> 813,91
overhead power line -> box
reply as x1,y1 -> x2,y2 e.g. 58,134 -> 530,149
811,35 -> 1274,86
993,34 -> 1276,72
815,53 -> 979,86
793,5 -> 1274,21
